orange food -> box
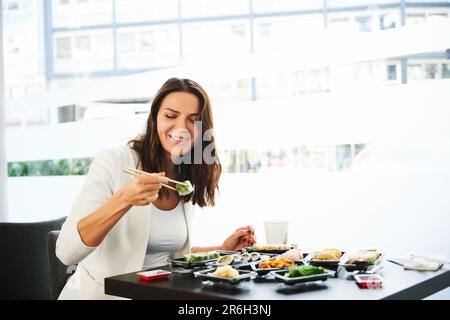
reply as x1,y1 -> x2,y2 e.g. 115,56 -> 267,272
258,257 -> 295,269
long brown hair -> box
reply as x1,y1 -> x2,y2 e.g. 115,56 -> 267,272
128,78 -> 221,207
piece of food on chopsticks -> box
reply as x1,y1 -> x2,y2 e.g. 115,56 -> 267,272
175,180 -> 194,196
208,265 -> 240,278
346,250 -> 380,264
313,248 -> 342,261
285,265 -> 326,278
281,249 -> 303,261
183,251 -> 219,263
258,257 -> 295,269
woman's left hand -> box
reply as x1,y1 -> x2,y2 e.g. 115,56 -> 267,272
221,226 -> 256,251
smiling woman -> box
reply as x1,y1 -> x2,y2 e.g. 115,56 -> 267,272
55,78 -> 256,299
128,78 -> 221,207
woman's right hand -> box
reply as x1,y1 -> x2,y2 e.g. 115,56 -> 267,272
117,172 -> 169,206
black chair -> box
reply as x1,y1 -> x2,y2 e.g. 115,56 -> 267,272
0,217 -> 66,299
47,230 -> 77,300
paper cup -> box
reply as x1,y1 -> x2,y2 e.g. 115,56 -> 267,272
264,219 -> 289,244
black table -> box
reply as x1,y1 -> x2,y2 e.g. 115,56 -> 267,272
105,261 -> 450,300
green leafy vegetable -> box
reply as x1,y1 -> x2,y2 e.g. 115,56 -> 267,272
285,265 -> 326,278
176,180 -> 194,196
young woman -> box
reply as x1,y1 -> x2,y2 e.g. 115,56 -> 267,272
56,78 -> 256,299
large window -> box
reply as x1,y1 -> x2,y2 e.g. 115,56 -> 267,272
183,20 -> 251,58
116,25 -> 179,69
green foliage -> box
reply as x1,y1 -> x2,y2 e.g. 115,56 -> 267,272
8,158 -> 93,177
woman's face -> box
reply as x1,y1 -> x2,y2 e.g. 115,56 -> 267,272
157,91 -> 201,159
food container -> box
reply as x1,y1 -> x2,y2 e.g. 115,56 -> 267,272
216,255 -> 234,266
250,260 -> 297,276
306,251 -> 346,270
354,274 -> 384,288
340,252 -> 384,272
241,253 -> 252,263
270,269 -> 334,285
244,244 -> 294,255
169,252 -> 220,269
249,252 -> 261,261
193,268 -> 257,285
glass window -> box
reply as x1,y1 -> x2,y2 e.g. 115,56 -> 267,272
206,79 -> 252,103
75,35 -> 91,51
115,0 -> 177,23
406,13 -> 426,25
118,33 -> 136,53
408,64 -> 423,81
53,30 -> 114,73
254,15 -> 324,52
336,144 -> 352,171
380,13 -> 397,30
253,0 -> 322,14
327,0 -> 398,8
442,64 -> 450,79
55,37 -> 72,59
180,0 -> 248,18
424,64 -> 438,79
52,0 -> 112,28
183,20 -> 250,57
387,64 -> 397,80
116,25 -> 179,69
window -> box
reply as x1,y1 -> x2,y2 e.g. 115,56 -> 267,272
408,64 -> 423,81
115,0 -> 177,23
258,23 -> 272,39
181,0 -> 248,18
139,31 -> 156,52
118,33 -> 136,53
116,25 -> 179,69
7,0 -> 19,11
387,64 -> 397,81
183,20 -> 250,57
75,35 -> 91,51
424,64 -> 438,79
442,64 -> 450,79
380,13 -> 397,30
56,37 -> 72,59
253,0 -> 322,14
52,0 -> 112,28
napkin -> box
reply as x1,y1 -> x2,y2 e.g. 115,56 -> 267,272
388,255 -> 445,271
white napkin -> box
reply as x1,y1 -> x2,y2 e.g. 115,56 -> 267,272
403,255 -> 446,271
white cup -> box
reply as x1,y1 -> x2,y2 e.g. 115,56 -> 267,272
264,219 -> 289,244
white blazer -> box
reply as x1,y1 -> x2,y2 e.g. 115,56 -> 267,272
56,145 -> 194,300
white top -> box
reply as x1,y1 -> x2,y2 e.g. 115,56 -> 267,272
143,200 -> 188,269
56,146 -> 195,300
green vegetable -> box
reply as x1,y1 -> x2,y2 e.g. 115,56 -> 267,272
176,180 -> 194,196
285,265 -> 326,278
183,251 -> 219,262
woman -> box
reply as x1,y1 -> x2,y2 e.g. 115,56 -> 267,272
56,78 -> 256,299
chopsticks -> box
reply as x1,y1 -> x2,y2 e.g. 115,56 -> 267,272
126,168 -> 188,186
122,169 -> 177,191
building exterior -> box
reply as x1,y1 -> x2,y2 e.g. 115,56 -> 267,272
3,0 -> 450,173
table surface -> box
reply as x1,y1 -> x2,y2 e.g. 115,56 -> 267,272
105,259 -> 450,300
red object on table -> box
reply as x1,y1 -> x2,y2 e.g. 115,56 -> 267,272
138,270 -> 171,281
